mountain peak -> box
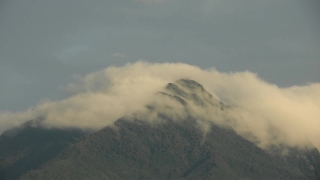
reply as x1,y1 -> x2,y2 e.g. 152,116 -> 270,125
161,79 -> 221,108
165,79 -> 206,96
176,78 -> 206,92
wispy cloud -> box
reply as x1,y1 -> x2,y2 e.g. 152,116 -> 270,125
134,0 -> 169,4
111,52 -> 127,58
54,45 -> 89,61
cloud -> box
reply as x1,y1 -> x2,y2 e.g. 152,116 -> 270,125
0,61 -> 319,150
134,0 -> 169,4
54,45 -> 89,61
111,52 -> 127,58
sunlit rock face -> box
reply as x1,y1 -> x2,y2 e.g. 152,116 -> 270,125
162,79 -> 222,107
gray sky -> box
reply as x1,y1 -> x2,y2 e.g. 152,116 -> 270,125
0,0 -> 319,111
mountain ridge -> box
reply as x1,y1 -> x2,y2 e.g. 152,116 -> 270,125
1,79 -> 319,179
19,118 -> 309,180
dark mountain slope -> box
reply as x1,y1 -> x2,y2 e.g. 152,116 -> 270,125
20,118 -> 307,180
269,147 -> 320,180
0,121 -> 87,180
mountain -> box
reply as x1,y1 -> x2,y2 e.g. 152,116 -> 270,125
269,147 -> 320,180
1,79 -> 319,179
20,118 -> 308,180
0,120 -> 87,180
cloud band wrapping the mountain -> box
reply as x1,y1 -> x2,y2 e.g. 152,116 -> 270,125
0,61 -> 320,150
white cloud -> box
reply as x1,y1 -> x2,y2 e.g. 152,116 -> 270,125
0,61 -> 319,150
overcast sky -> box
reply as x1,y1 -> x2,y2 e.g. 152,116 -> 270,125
0,0 -> 319,111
